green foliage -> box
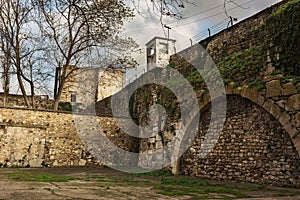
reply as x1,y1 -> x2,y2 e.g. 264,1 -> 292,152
223,78 -> 233,85
266,0 -> 300,76
161,177 -> 210,186
131,169 -> 173,177
58,102 -> 72,111
248,80 -> 266,91
8,171 -> 77,182
280,76 -> 300,84
58,102 -> 83,112
218,45 -> 267,86
154,177 -> 250,198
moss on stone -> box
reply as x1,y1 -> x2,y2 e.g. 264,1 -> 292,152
265,0 -> 300,76
218,45 -> 267,85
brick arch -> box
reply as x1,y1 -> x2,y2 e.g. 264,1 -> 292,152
198,82 -> 300,156
180,94 -> 300,187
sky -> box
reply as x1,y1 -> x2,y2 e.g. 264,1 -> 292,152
123,0 -> 283,84
1,0 -> 283,95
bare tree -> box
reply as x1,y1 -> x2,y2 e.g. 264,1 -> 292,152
35,0 -> 135,110
0,0 -> 41,108
0,35 -> 11,106
128,0 -> 195,19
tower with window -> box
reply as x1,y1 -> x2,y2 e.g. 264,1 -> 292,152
146,37 -> 176,71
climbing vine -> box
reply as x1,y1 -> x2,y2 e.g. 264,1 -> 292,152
265,0 -> 300,76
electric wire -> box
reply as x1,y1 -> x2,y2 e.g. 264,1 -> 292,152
170,0 -> 256,28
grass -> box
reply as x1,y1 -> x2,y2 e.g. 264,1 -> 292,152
248,80 -> 266,91
4,168 -> 300,199
8,170 -> 78,182
161,177 -> 210,187
154,177 -> 250,199
130,169 -> 173,177
273,193 -> 299,197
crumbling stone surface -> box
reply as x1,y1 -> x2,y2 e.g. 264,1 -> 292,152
180,96 -> 300,187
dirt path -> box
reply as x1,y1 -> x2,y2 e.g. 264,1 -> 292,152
0,167 -> 299,200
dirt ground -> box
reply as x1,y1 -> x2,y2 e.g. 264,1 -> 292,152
0,167 -> 299,200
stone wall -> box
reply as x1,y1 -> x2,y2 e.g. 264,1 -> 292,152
196,0 -> 289,64
0,93 -> 53,110
130,76 -> 300,187
60,66 -> 125,104
0,107 -> 135,168
180,95 -> 300,187
124,0 -> 300,187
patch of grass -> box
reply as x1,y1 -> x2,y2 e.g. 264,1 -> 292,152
204,187 -> 249,198
154,185 -> 199,197
161,177 -> 210,187
130,169 -> 172,177
271,69 -> 283,75
86,175 -> 105,179
153,177 -> 250,199
248,80 -> 266,91
242,185 -> 265,191
218,45 -> 267,86
8,171 -> 78,182
223,78 -> 233,85
154,184 -> 249,199
273,193 -> 300,197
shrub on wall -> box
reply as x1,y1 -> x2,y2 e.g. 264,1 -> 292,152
266,0 -> 300,76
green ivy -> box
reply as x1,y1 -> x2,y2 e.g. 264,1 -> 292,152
265,0 -> 300,76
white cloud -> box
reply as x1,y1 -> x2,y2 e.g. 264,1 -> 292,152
123,0 -> 283,83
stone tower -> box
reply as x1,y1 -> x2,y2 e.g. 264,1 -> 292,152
146,37 -> 176,71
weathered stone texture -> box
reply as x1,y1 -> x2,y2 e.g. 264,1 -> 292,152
286,94 -> 300,111
266,80 -> 281,98
180,96 -> 300,187
282,82 -> 297,96
0,94 -> 53,109
0,108 -> 134,168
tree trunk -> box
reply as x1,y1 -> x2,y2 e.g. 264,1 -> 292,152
53,65 -> 67,111
3,79 -> 9,106
1,39 -> 10,106
2,63 -> 10,107
30,81 -> 35,109
17,70 -> 31,108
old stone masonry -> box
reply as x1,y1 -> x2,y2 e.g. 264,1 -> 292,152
0,0 -> 299,188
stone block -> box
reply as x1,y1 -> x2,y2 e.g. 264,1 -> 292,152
263,99 -> 274,112
271,104 -> 282,119
277,100 -> 285,109
296,82 -> 300,92
225,82 -> 234,95
233,87 -> 242,95
292,135 -> 300,154
296,113 -> 300,128
256,95 -> 265,106
241,86 -> 258,103
286,94 -> 300,111
263,75 -> 282,82
279,112 -> 291,127
201,93 -> 211,109
79,159 -> 87,166
283,123 -> 298,138
281,82 -> 297,96
266,80 -> 281,98
29,158 -> 43,167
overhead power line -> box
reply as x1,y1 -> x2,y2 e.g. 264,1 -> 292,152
170,0 -> 256,28
167,3 -> 224,25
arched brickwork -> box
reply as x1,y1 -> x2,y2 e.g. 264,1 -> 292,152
180,95 -> 300,187
198,81 -> 300,157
